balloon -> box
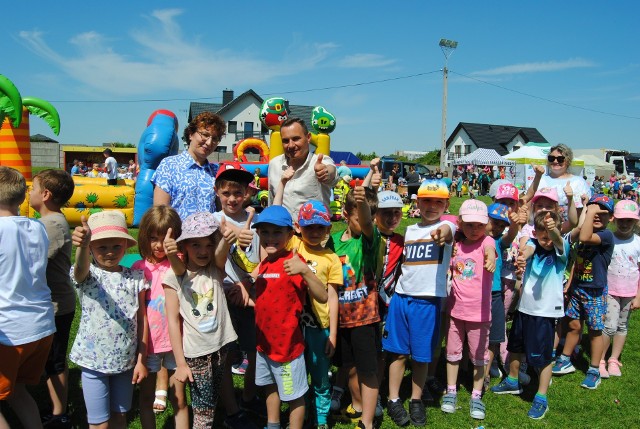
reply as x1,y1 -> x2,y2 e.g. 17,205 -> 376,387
260,97 -> 289,131
311,106 -> 336,134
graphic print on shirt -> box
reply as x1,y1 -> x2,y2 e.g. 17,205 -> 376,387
188,288 -> 218,333
146,294 -> 166,333
338,255 -> 368,304
454,258 -> 476,280
300,259 -> 321,328
574,248 -> 595,283
403,238 -> 444,266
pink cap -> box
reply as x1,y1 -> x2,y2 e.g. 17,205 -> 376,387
531,187 -> 559,204
459,199 -> 489,224
614,200 -> 640,220
495,183 -> 519,201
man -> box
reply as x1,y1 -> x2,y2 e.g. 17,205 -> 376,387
102,149 -> 118,185
337,160 -> 352,179
268,117 -> 338,218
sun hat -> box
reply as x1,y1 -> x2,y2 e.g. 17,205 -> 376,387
487,203 -> 510,225
88,211 -> 137,248
587,194 -> 614,214
377,191 -> 404,208
531,187 -> 559,204
252,205 -> 293,229
215,161 -> 254,185
614,200 -> 640,220
417,179 -> 450,199
298,200 -> 332,227
176,212 -> 220,242
459,199 -> 489,224
495,183 -> 519,201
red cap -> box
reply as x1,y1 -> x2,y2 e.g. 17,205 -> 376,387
216,162 -> 254,185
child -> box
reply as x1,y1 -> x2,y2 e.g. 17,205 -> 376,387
383,179 -> 456,427
251,205 -> 328,429
70,211 -> 148,428
491,211 -> 569,420
29,169 -> 75,429
599,200 -> 640,377
87,163 -> 101,178
408,194 -> 420,218
134,206 -> 189,429
163,212 -> 238,428
442,199 -> 496,421
0,167 -> 56,429
552,194 -> 614,389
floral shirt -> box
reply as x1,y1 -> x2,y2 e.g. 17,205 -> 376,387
69,264 -> 148,373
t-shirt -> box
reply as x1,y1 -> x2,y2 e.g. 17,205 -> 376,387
70,265 -> 147,373
255,251 -> 307,362
373,227 -> 404,305
163,264 -> 237,359
607,234 -> 640,297
395,220 -> 456,298
212,211 -> 257,290
538,175 -> 592,220
572,229 -> 614,289
518,238 -> 570,318
40,213 -> 75,315
289,235 -> 343,329
0,217 -> 55,346
105,156 -> 118,180
491,236 -> 506,292
500,229 -> 519,281
328,230 -> 380,328
132,259 -> 172,354
449,236 -> 495,322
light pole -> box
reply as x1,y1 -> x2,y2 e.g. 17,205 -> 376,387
439,38 -> 458,171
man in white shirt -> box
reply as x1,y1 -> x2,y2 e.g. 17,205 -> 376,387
103,148 -> 119,185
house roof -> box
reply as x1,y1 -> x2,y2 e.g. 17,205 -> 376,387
447,122 -> 548,155
30,133 -> 58,143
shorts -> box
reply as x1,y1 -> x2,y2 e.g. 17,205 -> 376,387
81,368 -> 134,425
0,335 -> 53,400
445,317 -> 490,366
106,178 -> 118,186
565,286 -> 607,331
146,351 -> 177,372
489,291 -> 505,344
45,311 -> 75,376
229,304 -> 257,353
334,323 -> 381,376
255,351 -> 308,402
507,311 -> 556,368
381,293 -> 440,363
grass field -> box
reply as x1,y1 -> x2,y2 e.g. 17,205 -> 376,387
4,196 -> 640,428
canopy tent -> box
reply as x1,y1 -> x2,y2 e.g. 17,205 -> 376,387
452,148 -> 515,167
504,142 -> 584,189
575,154 -> 615,186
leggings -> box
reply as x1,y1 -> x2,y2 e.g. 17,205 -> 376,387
186,349 -> 227,429
603,295 -> 634,337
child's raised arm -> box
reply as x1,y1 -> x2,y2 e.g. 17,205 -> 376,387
164,227 -> 185,276
430,223 -> 453,246
273,166 -> 295,206
354,185 -> 373,240
544,212 -> 565,254
362,158 -> 382,189
522,163 -> 545,203
71,215 -> 92,283
283,248 -> 328,303
578,204 -> 607,245
562,181 -> 578,233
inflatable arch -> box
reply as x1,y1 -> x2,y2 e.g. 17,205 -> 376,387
234,137 -> 270,162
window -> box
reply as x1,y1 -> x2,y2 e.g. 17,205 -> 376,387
228,121 -> 237,133
464,145 -> 471,155
215,146 -> 227,153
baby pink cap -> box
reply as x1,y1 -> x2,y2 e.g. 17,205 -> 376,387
495,183 -> 519,201
531,187 -> 559,204
614,200 -> 640,220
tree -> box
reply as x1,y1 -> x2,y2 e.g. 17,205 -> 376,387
355,151 -> 378,161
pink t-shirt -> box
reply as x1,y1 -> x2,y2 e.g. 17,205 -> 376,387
132,259 -> 172,354
449,236 -> 495,322
607,235 -> 640,297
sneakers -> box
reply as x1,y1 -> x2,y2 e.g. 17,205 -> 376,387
440,393 -> 457,414
608,358 -> 622,377
599,360 -> 610,378
240,396 -> 268,419
386,400 -> 410,426
340,403 -> 362,423
408,399 -> 426,427
232,356 -> 249,375
42,413 -> 72,429
315,425 -> 329,429
491,378 -> 523,395
581,367 -> 601,389
469,398 -> 486,420
223,411 -> 259,429
551,355 -> 576,375
329,386 -> 344,413
489,360 -> 503,378
527,397 -> 549,420
375,394 -> 383,418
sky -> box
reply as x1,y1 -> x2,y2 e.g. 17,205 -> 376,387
2,1 -> 639,157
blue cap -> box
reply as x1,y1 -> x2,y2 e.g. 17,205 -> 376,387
252,205 -> 293,229
298,200 -> 332,227
587,194 -> 614,213
487,203 -> 510,225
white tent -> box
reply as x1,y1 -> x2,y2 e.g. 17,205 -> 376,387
504,142 -> 584,189
453,148 -> 515,167
575,154 -> 615,185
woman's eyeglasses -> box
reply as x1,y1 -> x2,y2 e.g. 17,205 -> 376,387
547,155 -> 566,164
196,130 -> 220,143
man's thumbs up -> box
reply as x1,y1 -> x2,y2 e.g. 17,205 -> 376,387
314,153 -> 329,183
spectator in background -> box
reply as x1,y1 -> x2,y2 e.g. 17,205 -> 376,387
128,160 -> 138,181
593,176 -> 604,194
102,149 -> 119,185
337,160 -> 352,180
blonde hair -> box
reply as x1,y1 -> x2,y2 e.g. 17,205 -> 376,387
0,166 -> 27,207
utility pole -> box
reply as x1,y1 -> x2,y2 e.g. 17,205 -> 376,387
439,38 -> 458,171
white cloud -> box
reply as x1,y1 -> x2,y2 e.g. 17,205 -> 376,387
338,53 -> 397,68
473,58 -> 595,76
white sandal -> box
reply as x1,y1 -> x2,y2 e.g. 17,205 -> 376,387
153,389 -> 168,414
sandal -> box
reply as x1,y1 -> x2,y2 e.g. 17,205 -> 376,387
153,389 -> 168,414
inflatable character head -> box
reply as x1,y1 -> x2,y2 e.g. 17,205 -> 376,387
311,106 -> 336,134
260,97 -> 289,131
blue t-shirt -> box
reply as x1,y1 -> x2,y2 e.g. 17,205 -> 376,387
572,229 -> 614,289
491,236 -> 506,292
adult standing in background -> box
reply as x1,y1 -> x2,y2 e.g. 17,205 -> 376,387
268,117 -> 338,218
102,149 -> 118,185
337,160 -> 353,180
152,112 -> 225,219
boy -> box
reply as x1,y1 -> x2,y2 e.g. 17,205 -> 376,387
0,166 -> 56,429
103,148 -> 118,185
491,211 -> 569,419
383,179 -> 456,427
252,205 -> 328,429
29,169 -> 76,428
552,194 -> 614,389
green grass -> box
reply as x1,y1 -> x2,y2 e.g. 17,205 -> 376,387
5,196 -> 640,428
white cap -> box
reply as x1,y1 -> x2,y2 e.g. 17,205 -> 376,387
378,191 -> 404,208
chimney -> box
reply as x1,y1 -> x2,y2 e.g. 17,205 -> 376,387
222,89 -> 234,105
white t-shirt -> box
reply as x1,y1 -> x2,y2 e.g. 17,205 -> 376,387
394,220 -> 456,297
212,211 -> 258,289
538,174 -> 592,209
607,234 -> 640,297
105,156 -> 118,180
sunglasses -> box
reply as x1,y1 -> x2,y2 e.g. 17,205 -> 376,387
547,155 -> 566,164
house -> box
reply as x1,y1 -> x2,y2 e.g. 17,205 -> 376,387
188,89 -> 314,155
444,122 -> 547,167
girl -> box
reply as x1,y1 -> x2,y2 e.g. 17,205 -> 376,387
441,200 -> 496,421
163,212 -> 238,429
70,211 -> 148,429
134,206 -> 189,429
599,200 -> 640,377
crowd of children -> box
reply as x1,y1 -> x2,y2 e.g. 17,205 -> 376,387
2,162 -> 640,429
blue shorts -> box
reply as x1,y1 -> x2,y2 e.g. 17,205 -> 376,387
381,293 -> 440,363
80,368 -> 134,425
566,286 -> 607,331
507,311 -> 556,368
255,351 -> 308,402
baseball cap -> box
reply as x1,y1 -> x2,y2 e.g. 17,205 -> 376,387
252,205 -> 293,229
417,179 -> 450,199
298,200 -> 332,227
531,187 -> 559,204
488,179 -> 511,198
177,212 -> 220,242
88,211 -> 137,248
410,194 -> 418,200
459,199 -> 489,224
216,162 -> 254,185
614,200 -> 640,220
587,194 -> 614,213
487,203 -> 510,225
495,183 -> 519,201
378,191 -> 404,208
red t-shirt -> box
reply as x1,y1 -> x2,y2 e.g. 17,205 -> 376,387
255,251 -> 307,363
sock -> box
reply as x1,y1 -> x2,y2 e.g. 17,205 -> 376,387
471,389 -> 482,399
561,354 -> 571,361
535,392 -> 548,403
589,365 -> 599,372
506,375 -> 518,384
447,385 -> 457,394
551,350 -> 556,359
267,423 -> 281,429
389,398 -> 400,403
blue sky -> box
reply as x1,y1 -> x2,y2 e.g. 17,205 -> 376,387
3,1 -> 639,156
